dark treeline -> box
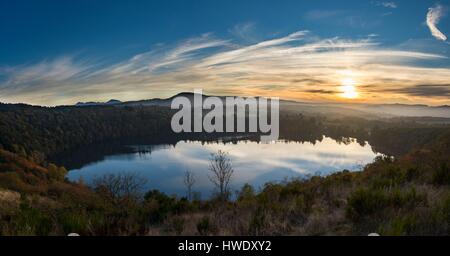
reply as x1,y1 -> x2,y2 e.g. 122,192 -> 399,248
0,104 -> 174,163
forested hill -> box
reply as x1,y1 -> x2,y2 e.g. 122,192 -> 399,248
0,103 -> 174,163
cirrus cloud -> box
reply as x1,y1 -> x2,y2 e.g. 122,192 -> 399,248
373,1 -> 397,9
0,30 -> 449,106
426,4 -> 448,41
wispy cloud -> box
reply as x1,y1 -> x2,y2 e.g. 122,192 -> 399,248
228,22 -> 259,43
0,30 -> 449,106
380,2 -> 397,9
385,84 -> 450,97
426,4 -> 448,41
372,1 -> 397,9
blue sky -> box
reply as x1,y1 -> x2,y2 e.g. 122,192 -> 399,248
0,0 -> 449,105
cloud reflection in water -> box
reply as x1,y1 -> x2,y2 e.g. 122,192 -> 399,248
67,137 -> 379,198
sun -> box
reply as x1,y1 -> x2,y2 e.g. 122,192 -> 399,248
339,78 -> 359,99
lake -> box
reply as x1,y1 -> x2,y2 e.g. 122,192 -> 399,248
65,136 -> 380,199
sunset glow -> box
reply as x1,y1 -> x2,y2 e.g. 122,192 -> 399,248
0,1 -> 449,106
340,78 -> 359,99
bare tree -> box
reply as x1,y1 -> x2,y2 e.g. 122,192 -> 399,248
184,170 -> 196,201
94,172 -> 147,204
208,150 -> 234,200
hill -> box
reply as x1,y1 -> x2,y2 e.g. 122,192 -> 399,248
70,92 -> 450,118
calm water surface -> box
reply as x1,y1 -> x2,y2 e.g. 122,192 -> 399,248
66,136 -> 379,198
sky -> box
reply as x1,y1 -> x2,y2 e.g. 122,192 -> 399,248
0,0 -> 449,106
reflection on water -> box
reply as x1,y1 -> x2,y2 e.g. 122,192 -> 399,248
66,136 -> 379,198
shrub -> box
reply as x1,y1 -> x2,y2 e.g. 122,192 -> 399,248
196,216 -> 212,235
143,190 -> 191,224
432,163 -> 450,186
379,214 -> 418,236
238,183 -> 256,201
346,188 -> 389,221
170,217 -> 185,235
428,194 -> 450,234
58,211 -> 90,235
346,187 -> 426,222
369,166 -> 407,189
48,164 -> 67,182
248,207 -> 268,235
294,194 -> 311,215
9,202 -> 53,235
405,167 -> 420,182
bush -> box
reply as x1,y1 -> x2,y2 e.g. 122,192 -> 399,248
346,188 -> 389,221
432,163 -> 450,186
170,217 -> 185,235
143,190 -> 191,224
238,183 -> 256,202
379,214 -> 418,236
369,166 -> 407,189
428,194 -> 450,234
9,202 -> 53,235
346,188 -> 426,222
58,211 -> 90,235
196,216 -> 212,235
248,207 -> 268,235
47,164 -> 67,182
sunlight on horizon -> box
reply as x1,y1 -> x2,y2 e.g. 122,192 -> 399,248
339,78 -> 359,99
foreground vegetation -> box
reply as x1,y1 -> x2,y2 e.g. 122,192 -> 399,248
0,102 -> 449,235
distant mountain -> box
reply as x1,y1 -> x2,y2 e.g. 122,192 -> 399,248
72,92 -> 450,118
342,103 -> 450,118
75,99 -> 122,107
121,92 -> 226,107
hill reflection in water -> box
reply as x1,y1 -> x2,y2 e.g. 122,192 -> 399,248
66,137 -> 380,198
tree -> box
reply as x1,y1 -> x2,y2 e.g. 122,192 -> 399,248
94,172 -> 147,204
47,163 -> 67,181
238,183 -> 255,202
183,170 -> 196,201
208,150 -> 234,200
